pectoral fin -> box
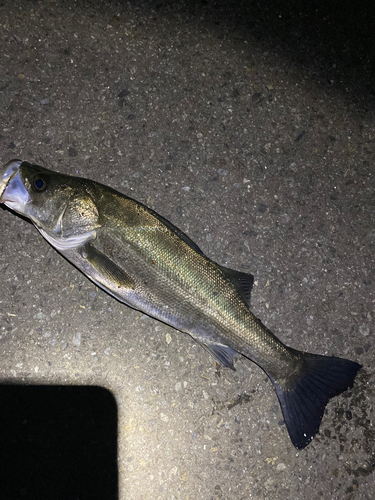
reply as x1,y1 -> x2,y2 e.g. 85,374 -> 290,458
81,243 -> 134,290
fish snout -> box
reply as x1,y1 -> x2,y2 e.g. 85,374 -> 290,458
0,159 -> 30,213
0,160 -> 23,199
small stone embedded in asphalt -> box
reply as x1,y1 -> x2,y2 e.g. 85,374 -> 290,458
252,92 -> 262,103
68,147 -> 78,157
217,168 -> 228,175
72,331 -> 81,346
359,325 -> 370,336
276,463 -> 287,472
295,131 -> 306,142
258,204 -> 267,213
118,89 -> 130,98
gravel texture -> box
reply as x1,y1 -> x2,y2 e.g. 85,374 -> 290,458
0,1 -> 374,499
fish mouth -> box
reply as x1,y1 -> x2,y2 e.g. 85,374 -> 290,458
0,159 -> 31,213
0,160 -> 22,198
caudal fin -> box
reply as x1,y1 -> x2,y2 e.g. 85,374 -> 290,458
269,354 -> 361,449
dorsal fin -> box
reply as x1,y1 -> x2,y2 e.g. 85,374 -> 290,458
218,265 -> 254,305
141,204 -> 254,305
154,211 -> 204,255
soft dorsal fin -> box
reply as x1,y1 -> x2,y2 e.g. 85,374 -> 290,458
218,265 -> 254,305
81,243 -> 134,290
148,207 -> 254,306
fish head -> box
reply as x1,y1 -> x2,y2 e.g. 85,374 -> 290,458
0,160 -> 100,250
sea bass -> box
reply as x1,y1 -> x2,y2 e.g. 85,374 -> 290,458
0,159 -> 361,449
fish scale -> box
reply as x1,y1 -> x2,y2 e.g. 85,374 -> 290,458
103,210 -> 267,357
0,159 -> 361,449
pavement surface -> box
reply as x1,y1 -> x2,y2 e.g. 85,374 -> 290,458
0,1 -> 374,499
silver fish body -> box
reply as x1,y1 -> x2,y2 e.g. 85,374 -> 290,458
0,159 -> 361,449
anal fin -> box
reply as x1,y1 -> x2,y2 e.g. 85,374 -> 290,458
197,340 -> 238,370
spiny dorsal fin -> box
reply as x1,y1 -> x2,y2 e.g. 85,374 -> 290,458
155,212 -> 204,255
218,265 -> 254,306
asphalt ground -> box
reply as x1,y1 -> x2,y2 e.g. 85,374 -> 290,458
0,1 -> 374,499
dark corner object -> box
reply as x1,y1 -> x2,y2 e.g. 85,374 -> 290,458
0,384 -> 118,500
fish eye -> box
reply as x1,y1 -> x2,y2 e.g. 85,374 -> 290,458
32,174 -> 49,192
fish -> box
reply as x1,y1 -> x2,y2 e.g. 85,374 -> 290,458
0,159 -> 361,449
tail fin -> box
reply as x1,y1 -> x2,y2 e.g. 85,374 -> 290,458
268,354 -> 361,449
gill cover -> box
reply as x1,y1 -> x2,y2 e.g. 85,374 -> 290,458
0,160 -> 100,250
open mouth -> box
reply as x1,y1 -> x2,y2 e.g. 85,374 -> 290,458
0,160 -> 30,213
0,160 -> 23,199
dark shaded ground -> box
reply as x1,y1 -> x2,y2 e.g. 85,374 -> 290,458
0,385 -> 118,500
0,0 -> 374,498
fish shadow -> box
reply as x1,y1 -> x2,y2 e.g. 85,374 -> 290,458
0,384 -> 118,500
